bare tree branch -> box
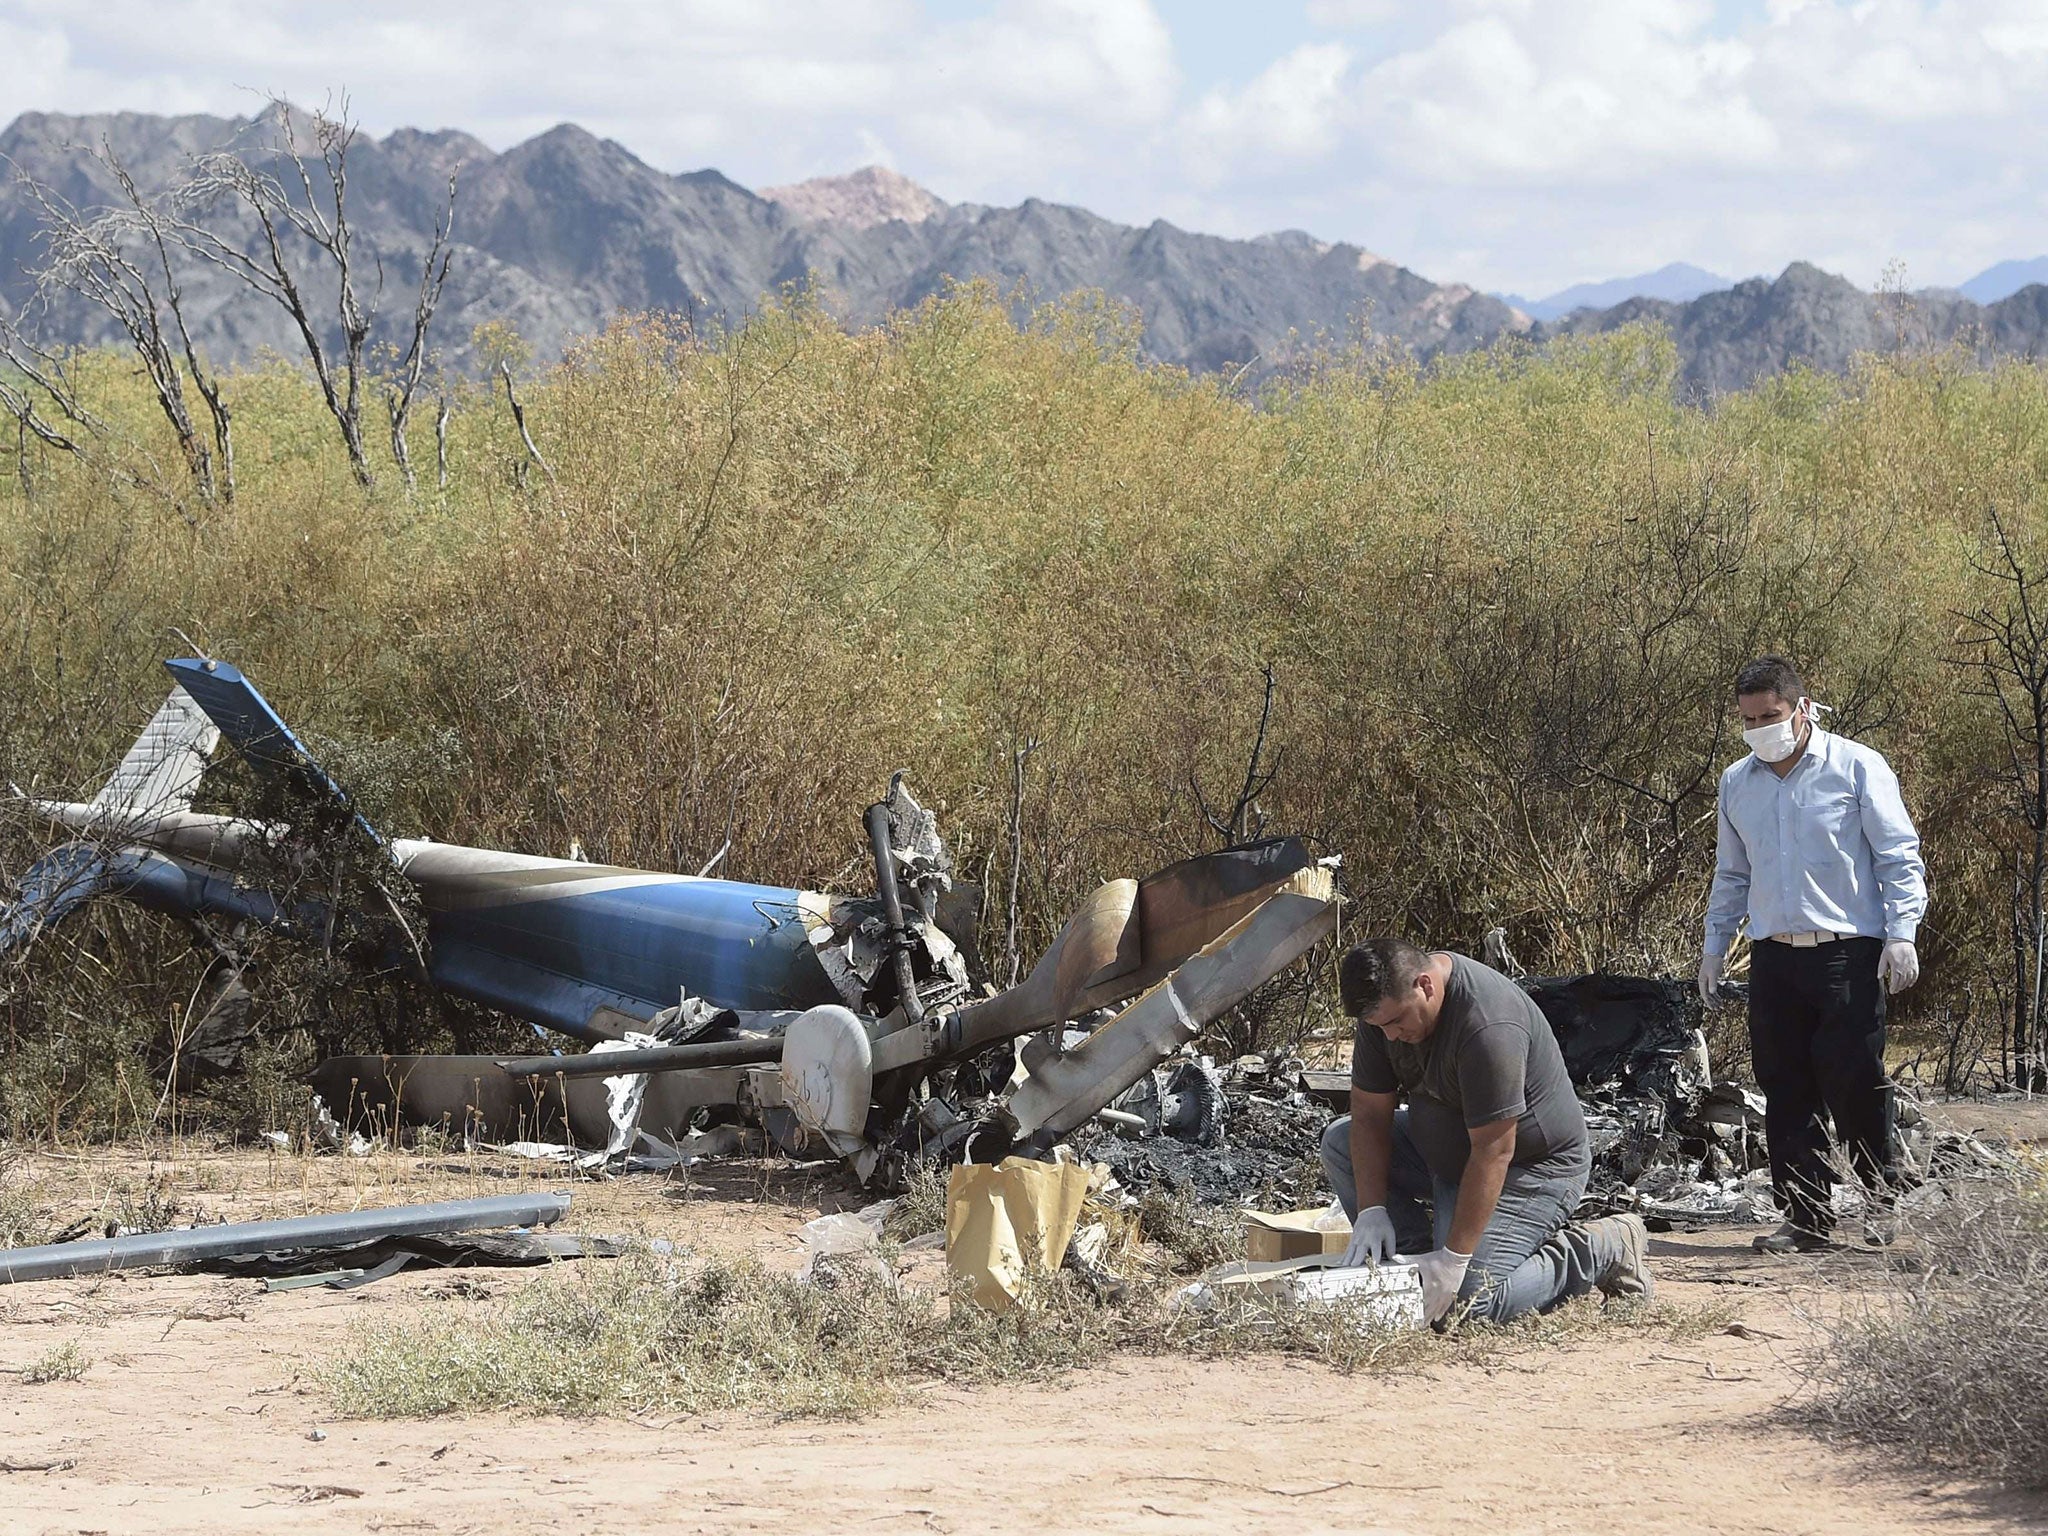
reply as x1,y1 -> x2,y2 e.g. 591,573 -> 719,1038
384,169 -> 457,493
1003,737 -> 1041,987
1191,662 -> 1285,847
107,150 -> 237,505
176,98 -> 386,487
1949,504 -> 2048,1090
7,143 -> 229,503
498,359 -> 555,488
0,312 -> 106,439
434,391 -> 451,491
0,367 -> 90,459
104,147 -> 235,502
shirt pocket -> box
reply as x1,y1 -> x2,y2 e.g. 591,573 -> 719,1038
1796,786 -> 1859,870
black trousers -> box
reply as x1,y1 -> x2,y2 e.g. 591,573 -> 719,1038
1747,936 -> 1893,1233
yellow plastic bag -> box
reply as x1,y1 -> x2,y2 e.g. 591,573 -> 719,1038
944,1156 -> 1090,1312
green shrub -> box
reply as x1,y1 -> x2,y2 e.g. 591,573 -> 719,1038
3,295 -> 2041,1128
19,1340 -> 89,1384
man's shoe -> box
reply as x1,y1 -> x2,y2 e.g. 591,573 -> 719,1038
1863,1206 -> 1899,1247
1753,1222 -> 1836,1254
1592,1213 -> 1655,1302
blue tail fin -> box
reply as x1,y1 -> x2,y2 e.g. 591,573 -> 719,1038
162,659 -> 383,847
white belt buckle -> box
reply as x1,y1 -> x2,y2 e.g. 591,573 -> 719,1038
1773,930 -> 1835,947
1789,931 -> 1818,947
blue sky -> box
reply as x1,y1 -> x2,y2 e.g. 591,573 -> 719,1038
2,1 -> 2041,297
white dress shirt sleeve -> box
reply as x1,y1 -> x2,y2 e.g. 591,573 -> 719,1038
1858,754 -> 1928,943
1704,775 -> 1752,958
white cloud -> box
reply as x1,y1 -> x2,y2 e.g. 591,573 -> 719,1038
1191,1 -> 1777,187
1304,0 -> 1400,25
0,0 -> 1173,199
1162,0 -> 2048,289
1185,43 -> 1354,179
883,0 -> 1178,192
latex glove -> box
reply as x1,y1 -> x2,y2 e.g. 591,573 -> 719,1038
1410,1246 -> 1473,1324
1697,953 -> 1725,1007
1878,940 -> 1920,995
1342,1205 -> 1398,1268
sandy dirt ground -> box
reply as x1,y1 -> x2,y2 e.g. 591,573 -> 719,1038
2,1117 -> 2046,1536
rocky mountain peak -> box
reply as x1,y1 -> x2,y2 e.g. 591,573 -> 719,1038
379,126 -> 496,176
761,166 -> 946,230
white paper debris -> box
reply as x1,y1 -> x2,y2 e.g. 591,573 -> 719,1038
796,1212 -> 893,1286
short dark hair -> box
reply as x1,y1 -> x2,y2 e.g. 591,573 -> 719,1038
1735,655 -> 1805,704
1340,938 -> 1431,1017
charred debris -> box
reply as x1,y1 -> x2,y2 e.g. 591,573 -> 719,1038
1056,973 -> 2016,1229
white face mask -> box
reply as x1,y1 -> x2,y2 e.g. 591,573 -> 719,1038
1743,700 -> 1807,763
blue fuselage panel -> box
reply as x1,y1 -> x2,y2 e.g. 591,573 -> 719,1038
409,861 -> 840,1021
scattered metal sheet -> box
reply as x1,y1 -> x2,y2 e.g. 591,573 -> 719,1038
1071,1052 -> 1334,1206
223,1228 -> 641,1289
1002,867 -> 1339,1144
0,1192 -> 570,1284
1294,1069 -> 1351,1112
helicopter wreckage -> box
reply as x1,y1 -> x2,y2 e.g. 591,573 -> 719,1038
3,659 -> 1340,1187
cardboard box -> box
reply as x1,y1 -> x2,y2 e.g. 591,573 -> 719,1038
1244,1207 -> 1350,1264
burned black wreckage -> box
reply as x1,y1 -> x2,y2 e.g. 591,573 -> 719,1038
1075,966 -> 2017,1232
1059,973 -> 1747,1214
1,658 -> 1342,1188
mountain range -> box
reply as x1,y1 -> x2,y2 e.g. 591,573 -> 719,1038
0,109 -> 1519,383
4,108 -> 2048,396
1957,257 -> 2048,305
1531,256 -> 2048,314
1500,263 -> 1737,322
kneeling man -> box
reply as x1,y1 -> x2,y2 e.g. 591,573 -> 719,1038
1322,938 -> 1651,1324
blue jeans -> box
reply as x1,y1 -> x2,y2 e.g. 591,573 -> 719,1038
1320,1109 -> 1612,1323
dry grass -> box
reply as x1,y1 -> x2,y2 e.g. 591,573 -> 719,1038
318,1243 -> 1732,1422
15,1339 -> 90,1384
1132,1186 -> 1246,1274
319,1248 -> 1111,1419
0,1140 -> 1732,1423
879,1161 -> 948,1242
0,1156 -> 46,1246
1798,1173 -> 2048,1489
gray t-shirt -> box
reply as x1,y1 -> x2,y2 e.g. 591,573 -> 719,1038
1351,953 -> 1589,1180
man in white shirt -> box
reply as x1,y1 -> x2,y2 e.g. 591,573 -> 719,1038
1700,656 -> 1928,1253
